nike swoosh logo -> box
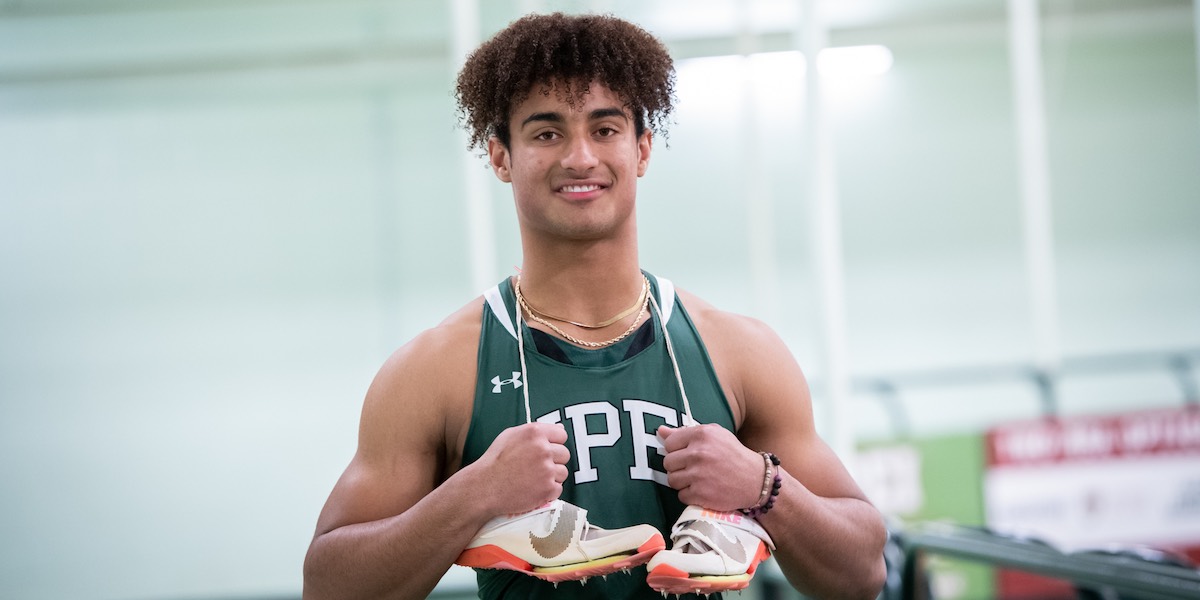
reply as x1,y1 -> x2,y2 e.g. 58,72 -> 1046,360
529,503 -> 579,559
690,520 -> 748,563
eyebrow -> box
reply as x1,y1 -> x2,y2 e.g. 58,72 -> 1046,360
519,107 -> 630,128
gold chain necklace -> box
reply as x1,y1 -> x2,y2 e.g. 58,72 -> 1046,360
514,275 -> 650,348
520,275 -> 648,329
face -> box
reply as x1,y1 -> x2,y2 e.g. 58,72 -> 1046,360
488,81 -> 652,242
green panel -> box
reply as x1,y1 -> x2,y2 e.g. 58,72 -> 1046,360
862,434 -> 993,598
911,435 -> 985,525
914,435 -> 993,600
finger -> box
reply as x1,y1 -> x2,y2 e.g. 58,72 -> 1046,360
550,443 -> 571,465
661,450 -> 686,474
675,486 -> 696,505
665,466 -> 692,491
543,422 -> 569,444
553,464 -> 569,484
659,425 -> 694,452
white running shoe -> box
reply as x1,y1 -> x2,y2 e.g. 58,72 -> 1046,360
455,500 -> 666,583
646,505 -> 775,595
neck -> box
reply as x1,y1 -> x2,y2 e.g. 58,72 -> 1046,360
516,235 -> 643,325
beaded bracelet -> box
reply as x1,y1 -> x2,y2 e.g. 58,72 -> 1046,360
739,452 -> 782,518
750,453 -> 774,507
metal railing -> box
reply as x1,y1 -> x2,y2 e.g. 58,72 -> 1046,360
891,522 -> 1200,600
849,348 -> 1200,437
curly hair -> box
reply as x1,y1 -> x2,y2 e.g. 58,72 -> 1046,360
455,12 -> 676,152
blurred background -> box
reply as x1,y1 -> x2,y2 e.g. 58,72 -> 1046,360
1,0 -> 1198,598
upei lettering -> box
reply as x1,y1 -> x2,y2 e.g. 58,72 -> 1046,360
535,399 -> 682,486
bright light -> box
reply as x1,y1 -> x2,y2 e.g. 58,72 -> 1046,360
672,44 -> 892,120
678,45 -> 893,82
817,45 -> 894,78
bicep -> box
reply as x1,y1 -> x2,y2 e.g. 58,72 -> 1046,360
312,352 -> 447,538
735,325 -> 868,503
312,447 -> 439,538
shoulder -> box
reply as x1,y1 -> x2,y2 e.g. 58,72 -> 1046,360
373,297 -> 483,392
675,288 -> 790,357
359,297 -> 485,460
675,287 -> 811,429
391,298 -> 483,371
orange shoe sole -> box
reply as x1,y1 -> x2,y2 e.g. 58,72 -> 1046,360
457,534 -> 666,583
646,541 -> 771,595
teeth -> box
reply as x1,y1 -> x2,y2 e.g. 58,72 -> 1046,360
562,184 -> 599,193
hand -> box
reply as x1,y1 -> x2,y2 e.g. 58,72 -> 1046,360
474,422 -> 570,515
657,424 -> 763,511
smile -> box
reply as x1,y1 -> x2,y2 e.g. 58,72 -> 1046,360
559,184 -> 603,193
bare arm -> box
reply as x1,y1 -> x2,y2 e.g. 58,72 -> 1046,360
303,312 -> 570,600
661,295 -> 887,600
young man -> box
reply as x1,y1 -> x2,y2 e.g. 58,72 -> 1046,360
303,12 -> 886,600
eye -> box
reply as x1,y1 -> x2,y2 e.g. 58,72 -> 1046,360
596,127 -> 619,137
534,130 -> 561,141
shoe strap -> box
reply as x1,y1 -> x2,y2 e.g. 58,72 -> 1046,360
672,506 -> 775,551
481,499 -> 561,530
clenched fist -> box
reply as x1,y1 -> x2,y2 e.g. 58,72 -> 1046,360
475,422 -> 571,515
658,424 -> 763,511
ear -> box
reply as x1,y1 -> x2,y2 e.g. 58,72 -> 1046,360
487,137 -> 512,183
636,130 -> 653,177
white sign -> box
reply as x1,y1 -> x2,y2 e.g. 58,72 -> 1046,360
984,408 -> 1200,553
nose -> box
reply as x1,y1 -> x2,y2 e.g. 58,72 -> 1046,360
561,135 -> 599,173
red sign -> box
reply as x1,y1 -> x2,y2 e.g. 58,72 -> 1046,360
986,407 -> 1200,467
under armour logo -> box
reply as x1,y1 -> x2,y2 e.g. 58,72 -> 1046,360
491,372 -> 523,393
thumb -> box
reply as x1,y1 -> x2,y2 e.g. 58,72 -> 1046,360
656,425 -> 675,440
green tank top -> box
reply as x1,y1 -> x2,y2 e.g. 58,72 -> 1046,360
462,272 -> 735,599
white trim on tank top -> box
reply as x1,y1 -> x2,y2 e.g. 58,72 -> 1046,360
483,285 -> 517,339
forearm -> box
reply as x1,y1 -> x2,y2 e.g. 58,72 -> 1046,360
760,469 -> 888,600
303,466 -> 493,600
